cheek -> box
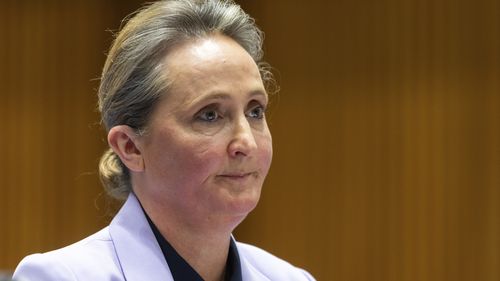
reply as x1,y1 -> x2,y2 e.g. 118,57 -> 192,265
144,131 -> 221,188
169,137 -> 225,181
257,132 -> 273,174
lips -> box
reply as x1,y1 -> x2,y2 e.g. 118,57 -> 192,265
216,172 -> 257,181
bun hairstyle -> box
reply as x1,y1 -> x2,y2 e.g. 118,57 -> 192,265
97,0 -> 275,200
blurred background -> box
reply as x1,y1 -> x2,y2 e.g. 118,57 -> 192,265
1,0 -> 499,280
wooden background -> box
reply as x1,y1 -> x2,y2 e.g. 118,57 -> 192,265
1,0 -> 499,280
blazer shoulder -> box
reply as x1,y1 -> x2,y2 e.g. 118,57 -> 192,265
13,227 -> 123,281
13,253 -> 77,281
236,242 -> 316,281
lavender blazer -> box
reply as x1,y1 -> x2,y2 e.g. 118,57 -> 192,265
13,193 -> 315,281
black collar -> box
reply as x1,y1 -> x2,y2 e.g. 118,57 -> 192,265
145,212 -> 242,281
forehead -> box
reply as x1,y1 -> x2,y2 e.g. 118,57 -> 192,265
159,34 -> 265,106
165,34 -> 260,82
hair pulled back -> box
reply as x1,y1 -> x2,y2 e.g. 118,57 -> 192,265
98,0 -> 274,200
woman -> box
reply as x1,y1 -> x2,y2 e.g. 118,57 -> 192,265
13,1 -> 315,280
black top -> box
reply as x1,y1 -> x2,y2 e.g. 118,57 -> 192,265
145,213 -> 243,281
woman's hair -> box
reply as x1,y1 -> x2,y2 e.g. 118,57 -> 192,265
98,0 -> 275,200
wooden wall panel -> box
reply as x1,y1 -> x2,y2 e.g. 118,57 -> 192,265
235,0 -> 500,280
2,0 -> 499,280
0,0 -> 140,271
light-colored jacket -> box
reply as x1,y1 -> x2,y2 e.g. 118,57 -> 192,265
13,193 -> 315,281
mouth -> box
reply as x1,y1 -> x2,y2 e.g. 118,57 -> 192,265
216,172 -> 257,181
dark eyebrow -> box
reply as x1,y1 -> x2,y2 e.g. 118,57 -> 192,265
248,90 -> 268,100
187,93 -> 230,108
188,90 -> 268,108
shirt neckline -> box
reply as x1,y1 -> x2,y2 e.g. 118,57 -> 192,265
144,210 -> 243,281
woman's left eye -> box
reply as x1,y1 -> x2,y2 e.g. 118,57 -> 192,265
247,105 -> 265,119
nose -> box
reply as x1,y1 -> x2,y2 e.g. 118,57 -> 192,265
227,116 -> 258,157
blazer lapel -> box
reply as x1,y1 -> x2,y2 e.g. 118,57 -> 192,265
237,243 -> 272,281
109,193 -> 174,281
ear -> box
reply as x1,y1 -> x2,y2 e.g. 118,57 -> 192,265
107,125 -> 145,172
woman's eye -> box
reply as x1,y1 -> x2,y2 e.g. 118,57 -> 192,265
247,105 -> 265,119
196,109 -> 220,122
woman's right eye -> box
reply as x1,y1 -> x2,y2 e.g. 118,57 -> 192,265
196,109 -> 220,122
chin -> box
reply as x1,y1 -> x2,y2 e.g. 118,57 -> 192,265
220,191 -> 261,223
232,195 -> 260,214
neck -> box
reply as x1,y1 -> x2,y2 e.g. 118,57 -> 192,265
137,192 -> 238,281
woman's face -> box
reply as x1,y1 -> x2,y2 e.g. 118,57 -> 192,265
135,35 -> 273,228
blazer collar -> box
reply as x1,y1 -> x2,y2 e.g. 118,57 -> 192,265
238,248 -> 272,281
109,193 -> 270,281
109,193 -> 174,281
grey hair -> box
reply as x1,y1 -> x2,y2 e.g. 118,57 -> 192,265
98,0 -> 275,201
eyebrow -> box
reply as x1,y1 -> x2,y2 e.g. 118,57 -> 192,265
188,90 -> 268,107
